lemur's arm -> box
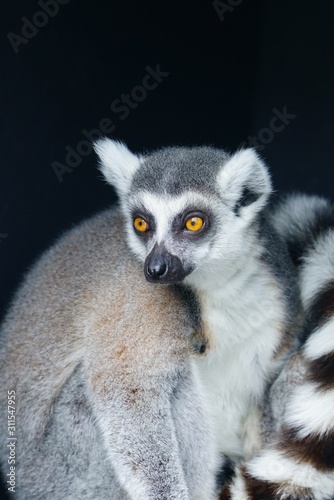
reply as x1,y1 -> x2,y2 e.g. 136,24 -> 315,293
83,287 -> 218,500
84,329 -> 220,500
85,363 -> 190,500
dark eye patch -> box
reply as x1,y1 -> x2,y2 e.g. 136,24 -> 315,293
131,208 -> 156,234
172,207 -> 211,237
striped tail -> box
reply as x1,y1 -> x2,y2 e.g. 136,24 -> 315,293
221,201 -> 334,500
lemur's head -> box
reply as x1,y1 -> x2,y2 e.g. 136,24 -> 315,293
94,139 -> 272,287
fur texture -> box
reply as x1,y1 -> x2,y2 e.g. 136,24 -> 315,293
95,140 -> 303,466
222,194 -> 334,499
3,136 -> 333,500
0,209 -> 220,499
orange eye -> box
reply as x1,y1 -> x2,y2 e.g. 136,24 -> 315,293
185,216 -> 204,232
134,217 -> 149,233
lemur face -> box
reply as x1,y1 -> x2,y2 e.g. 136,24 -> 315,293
94,139 -> 272,286
126,190 -> 221,284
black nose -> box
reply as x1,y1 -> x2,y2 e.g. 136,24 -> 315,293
147,260 -> 167,278
144,243 -> 192,284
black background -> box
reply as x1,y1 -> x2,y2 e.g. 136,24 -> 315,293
0,1 -> 334,492
2,0 -> 334,312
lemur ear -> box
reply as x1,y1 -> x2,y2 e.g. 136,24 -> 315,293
94,138 -> 142,197
217,149 -> 272,215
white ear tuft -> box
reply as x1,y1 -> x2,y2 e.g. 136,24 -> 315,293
217,148 -> 272,211
94,138 -> 142,197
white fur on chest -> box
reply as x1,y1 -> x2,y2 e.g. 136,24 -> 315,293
194,266 -> 285,460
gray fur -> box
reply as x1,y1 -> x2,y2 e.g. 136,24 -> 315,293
257,214 -> 302,332
95,140 -> 303,469
270,193 -> 334,266
131,146 -> 229,196
0,208 -> 219,499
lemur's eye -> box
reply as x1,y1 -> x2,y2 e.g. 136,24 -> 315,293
134,217 -> 149,233
185,216 -> 204,232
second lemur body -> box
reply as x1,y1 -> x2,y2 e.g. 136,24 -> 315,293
221,194 -> 334,499
95,140 -> 303,462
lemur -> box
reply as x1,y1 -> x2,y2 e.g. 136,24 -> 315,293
2,137 -> 332,499
94,139 -> 303,467
0,209 -> 220,499
220,194 -> 334,499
